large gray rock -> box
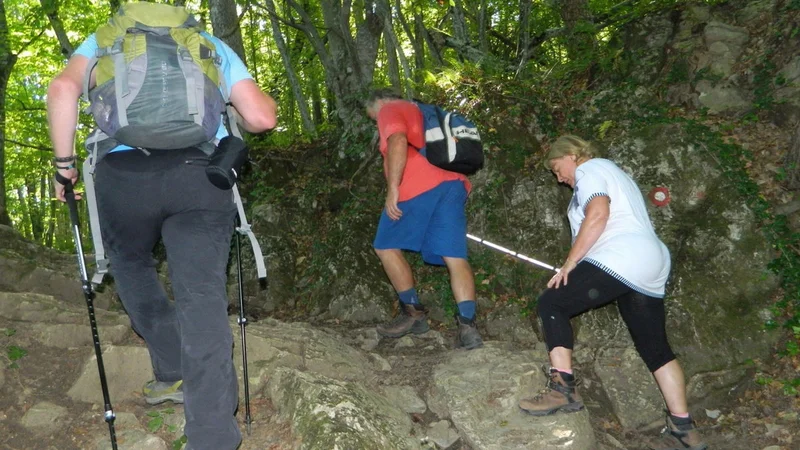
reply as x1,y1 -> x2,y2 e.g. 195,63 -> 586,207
94,429 -> 167,450
267,367 -> 418,450
30,322 -> 131,349
20,401 -> 69,431
593,348 -> 664,429
0,292 -> 129,328
232,318 -> 378,397
431,342 -> 596,449
68,345 -> 153,404
702,22 -> 749,77
695,80 -> 750,114
0,225 -> 114,309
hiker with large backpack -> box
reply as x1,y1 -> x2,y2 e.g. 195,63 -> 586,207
46,3 -> 277,450
364,89 -> 484,350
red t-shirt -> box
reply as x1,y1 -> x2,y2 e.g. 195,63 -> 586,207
377,100 -> 470,202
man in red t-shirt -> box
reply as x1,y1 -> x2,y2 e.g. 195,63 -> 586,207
365,89 -> 483,350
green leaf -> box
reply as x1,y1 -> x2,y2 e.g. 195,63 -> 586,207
7,345 -> 27,361
3,328 -> 15,337
167,425 -> 178,433
146,411 -> 161,418
147,416 -> 164,433
161,408 -> 175,415
172,435 -> 188,450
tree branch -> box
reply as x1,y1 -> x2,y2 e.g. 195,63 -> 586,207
4,139 -> 52,152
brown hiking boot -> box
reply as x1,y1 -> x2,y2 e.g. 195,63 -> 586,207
377,303 -> 430,338
518,367 -> 584,416
647,414 -> 708,450
454,315 -> 484,350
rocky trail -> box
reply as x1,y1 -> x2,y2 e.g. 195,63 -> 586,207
1,288 -> 797,450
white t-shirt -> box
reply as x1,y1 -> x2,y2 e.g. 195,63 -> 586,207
568,158 -> 670,298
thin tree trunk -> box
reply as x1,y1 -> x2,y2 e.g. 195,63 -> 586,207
378,0 -> 413,98
451,0 -> 470,46
787,122 -> 800,191
518,0 -> 531,58
248,8 -> 259,84
478,0 -> 488,53
209,0 -> 247,63
265,0 -> 315,134
416,14 -> 442,66
16,187 -> 30,238
393,0 -> 423,79
385,33 -> 401,92
40,0 -> 74,56
310,79 -> 323,125
45,177 -> 55,248
0,0 -> 17,226
556,0 -> 594,59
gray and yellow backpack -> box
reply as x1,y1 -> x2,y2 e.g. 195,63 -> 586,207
81,2 -> 266,285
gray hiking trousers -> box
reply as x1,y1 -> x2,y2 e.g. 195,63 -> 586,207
94,148 -> 240,450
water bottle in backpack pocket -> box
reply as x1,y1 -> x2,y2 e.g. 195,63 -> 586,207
413,101 -> 484,175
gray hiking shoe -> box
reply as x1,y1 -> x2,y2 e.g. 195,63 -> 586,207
143,379 -> 184,405
647,414 -> 708,450
377,303 -> 430,338
454,315 -> 484,350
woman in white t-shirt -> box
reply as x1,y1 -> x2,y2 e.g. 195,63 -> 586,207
518,135 -> 706,450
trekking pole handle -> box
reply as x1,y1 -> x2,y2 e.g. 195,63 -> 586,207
56,172 -> 80,227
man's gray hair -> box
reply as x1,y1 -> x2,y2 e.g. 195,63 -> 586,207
365,88 -> 403,108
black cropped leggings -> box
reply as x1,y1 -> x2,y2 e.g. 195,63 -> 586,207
537,262 -> 676,373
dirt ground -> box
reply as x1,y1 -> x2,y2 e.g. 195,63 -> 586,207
1,315 -> 798,450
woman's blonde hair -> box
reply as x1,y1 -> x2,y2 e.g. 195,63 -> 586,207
544,135 -> 598,169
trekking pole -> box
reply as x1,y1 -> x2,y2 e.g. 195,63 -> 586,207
56,173 -> 118,450
234,216 -> 252,435
466,233 -> 559,273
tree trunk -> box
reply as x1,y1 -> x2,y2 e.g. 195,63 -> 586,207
40,0 -> 74,56
0,0 -> 17,226
478,0 -> 488,53
518,0 -> 531,58
16,187 -> 29,238
416,14 -> 442,66
787,121 -> 800,191
451,0 -> 470,46
378,0 -> 413,98
310,79 -> 323,125
45,177 -> 55,248
556,0 -> 594,59
209,0 -> 247,63
264,0 -> 315,134
393,0 -> 424,79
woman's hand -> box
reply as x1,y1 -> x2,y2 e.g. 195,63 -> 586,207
548,259 -> 577,289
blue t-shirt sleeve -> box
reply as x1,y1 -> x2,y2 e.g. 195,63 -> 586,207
73,33 -> 98,59
203,33 -> 253,96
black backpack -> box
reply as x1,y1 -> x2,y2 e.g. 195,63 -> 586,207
413,101 -> 484,175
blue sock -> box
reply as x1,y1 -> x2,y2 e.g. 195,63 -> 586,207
398,288 -> 419,305
457,300 -> 476,320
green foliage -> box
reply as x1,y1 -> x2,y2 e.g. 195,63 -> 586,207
6,345 -> 27,368
172,435 -> 188,450
146,408 -> 176,433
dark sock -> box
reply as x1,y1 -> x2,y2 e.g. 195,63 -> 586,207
670,414 -> 693,426
457,300 -> 476,320
559,371 -> 575,383
398,288 -> 419,305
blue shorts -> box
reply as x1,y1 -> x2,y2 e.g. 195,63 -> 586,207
373,181 -> 468,266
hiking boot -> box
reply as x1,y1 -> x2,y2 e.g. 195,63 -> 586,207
454,315 -> 484,350
376,303 -> 430,338
143,379 -> 184,405
518,367 -> 584,416
647,414 -> 708,450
